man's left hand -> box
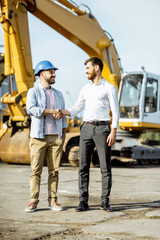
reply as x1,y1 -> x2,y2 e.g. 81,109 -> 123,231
106,128 -> 117,146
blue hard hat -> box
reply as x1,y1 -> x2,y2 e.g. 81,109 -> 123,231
34,60 -> 58,76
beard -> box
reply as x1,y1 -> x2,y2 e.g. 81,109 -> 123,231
44,76 -> 55,85
47,78 -> 55,85
87,69 -> 96,81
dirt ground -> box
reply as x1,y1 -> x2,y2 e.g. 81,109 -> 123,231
0,161 -> 160,240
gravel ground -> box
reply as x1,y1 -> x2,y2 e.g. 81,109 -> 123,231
0,161 -> 160,240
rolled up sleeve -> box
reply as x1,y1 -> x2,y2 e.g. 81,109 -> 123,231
26,88 -> 45,117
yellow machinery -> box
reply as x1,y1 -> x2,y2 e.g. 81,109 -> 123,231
0,0 -> 160,165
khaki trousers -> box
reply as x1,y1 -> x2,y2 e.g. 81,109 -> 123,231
29,135 -> 63,204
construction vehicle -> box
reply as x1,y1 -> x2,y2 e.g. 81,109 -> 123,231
114,71 -> 160,165
0,0 -> 160,166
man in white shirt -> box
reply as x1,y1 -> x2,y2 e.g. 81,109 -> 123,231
60,57 -> 119,212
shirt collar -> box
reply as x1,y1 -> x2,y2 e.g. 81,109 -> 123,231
39,83 -> 54,91
98,78 -> 106,85
89,78 -> 106,86
39,83 -> 45,90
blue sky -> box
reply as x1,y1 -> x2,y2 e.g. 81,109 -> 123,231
0,0 -> 160,109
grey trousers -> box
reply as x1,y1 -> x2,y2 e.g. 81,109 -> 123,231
79,122 -> 112,203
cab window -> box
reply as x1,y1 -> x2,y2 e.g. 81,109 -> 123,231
144,78 -> 158,113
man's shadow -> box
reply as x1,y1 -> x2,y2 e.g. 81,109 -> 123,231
90,200 -> 160,211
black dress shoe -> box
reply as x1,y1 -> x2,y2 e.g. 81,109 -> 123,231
75,201 -> 89,212
100,201 -> 112,212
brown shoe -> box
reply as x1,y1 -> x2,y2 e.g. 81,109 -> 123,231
25,202 -> 37,213
48,201 -> 63,211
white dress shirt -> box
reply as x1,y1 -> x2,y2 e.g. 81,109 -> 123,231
69,78 -> 119,128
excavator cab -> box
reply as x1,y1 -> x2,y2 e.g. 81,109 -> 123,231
110,71 -> 160,165
119,71 -> 160,131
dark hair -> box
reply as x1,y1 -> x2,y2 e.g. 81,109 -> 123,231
84,57 -> 103,72
37,70 -> 42,77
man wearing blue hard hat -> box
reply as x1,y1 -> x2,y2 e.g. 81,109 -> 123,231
25,60 -> 67,213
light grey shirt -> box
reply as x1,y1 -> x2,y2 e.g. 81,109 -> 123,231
69,78 -> 119,128
26,83 -> 67,139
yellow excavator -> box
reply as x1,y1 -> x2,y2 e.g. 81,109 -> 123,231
0,0 -> 160,166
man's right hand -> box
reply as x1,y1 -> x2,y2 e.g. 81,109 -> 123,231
53,109 -> 63,119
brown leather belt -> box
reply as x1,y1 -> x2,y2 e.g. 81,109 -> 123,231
84,121 -> 110,126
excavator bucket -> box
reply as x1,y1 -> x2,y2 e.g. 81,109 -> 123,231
0,128 -> 30,164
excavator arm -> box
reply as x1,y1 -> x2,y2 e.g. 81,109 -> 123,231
0,0 -> 34,128
28,0 -> 121,88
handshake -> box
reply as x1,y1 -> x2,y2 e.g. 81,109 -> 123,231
53,109 -> 63,119
52,109 -> 69,119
